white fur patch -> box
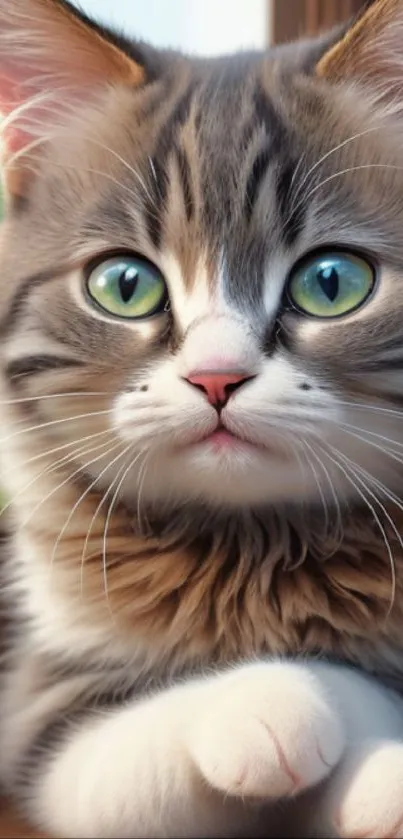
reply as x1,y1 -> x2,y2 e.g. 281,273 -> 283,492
159,251 -> 217,332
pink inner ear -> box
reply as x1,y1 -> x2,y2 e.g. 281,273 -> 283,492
0,63 -> 41,156
0,0 -> 143,170
0,62 -> 86,159
0,54 -> 40,110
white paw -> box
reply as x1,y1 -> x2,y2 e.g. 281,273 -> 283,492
333,740 -> 403,838
187,662 -> 345,800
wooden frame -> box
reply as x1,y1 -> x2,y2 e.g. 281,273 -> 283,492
271,0 -> 368,44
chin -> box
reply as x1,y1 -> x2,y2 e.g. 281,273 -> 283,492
126,442 -> 320,508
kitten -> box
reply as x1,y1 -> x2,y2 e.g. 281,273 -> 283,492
2,0 -> 403,836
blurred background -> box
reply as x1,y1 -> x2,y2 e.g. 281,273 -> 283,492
75,0 -> 369,54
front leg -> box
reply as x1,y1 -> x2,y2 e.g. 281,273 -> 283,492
287,663 -> 403,838
2,662 -> 345,838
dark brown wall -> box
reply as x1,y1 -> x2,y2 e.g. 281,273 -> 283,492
271,0 -> 369,43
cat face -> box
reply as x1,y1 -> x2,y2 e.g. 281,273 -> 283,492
1,0 -> 403,511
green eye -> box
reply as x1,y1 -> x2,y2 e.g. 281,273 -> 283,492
287,250 -> 376,318
86,254 -> 167,319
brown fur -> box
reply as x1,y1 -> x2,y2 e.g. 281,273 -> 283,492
0,799 -> 43,838
18,474 -> 403,675
317,0 -> 400,82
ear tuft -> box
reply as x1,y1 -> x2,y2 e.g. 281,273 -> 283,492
0,0 -> 145,195
317,0 -> 403,101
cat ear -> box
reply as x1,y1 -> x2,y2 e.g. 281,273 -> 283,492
317,0 -> 403,100
0,0 -> 145,197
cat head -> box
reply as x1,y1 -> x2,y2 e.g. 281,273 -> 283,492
1,0 -> 403,512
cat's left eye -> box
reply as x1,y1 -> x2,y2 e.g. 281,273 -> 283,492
85,254 -> 168,319
287,250 -> 376,318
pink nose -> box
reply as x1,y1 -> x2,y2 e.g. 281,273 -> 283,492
185,370 -> 252,408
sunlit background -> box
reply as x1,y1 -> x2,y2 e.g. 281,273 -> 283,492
67,0 -> 373,56
74,0 -> 271,55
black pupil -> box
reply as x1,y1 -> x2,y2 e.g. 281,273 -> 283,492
317,265 -> 339,301
118,266 -> 138,303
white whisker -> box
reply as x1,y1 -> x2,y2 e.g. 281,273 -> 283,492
287,126 -> 381,223
0,428 -> 112,480
305,163 -> 403,205
19,149 -> 147,206
0,408 -> 113,444
79,443 -> 140,600
101,445 -> 146,615
354,465 -> 403,518
50,441 -> 130,575
338,399 -> 403,418
301,439 -> 343,544
20,439 -> 121,531
322,443 -> 398,620
0,434 -> 115,521
136,450 -> 153,535
341,421 -> 403,450
341,425 -> 403,467
0,391 -> 112,405
86,137 -> 154,204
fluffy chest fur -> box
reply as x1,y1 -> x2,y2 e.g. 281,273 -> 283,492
4,452 -> 403,683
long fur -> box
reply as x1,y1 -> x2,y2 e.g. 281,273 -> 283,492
3,1 -> 403,837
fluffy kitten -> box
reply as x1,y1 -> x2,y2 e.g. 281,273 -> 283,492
2,0 -> 403,836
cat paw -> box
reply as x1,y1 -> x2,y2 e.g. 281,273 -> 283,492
187,662 -> 345,800
332,741 -> 403,838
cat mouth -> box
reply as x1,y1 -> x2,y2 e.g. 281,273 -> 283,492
184,423 -> 251,450
204,428 -> 246,448
184,422 -> 294,461
191,424 -> 276,454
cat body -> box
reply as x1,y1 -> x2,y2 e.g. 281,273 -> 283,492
2,0 -> 403,835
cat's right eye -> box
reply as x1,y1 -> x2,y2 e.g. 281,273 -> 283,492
85,254 -> 168,320
286,250 -> 376,319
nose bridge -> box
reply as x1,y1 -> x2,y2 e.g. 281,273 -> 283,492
180,315 -> 260,375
